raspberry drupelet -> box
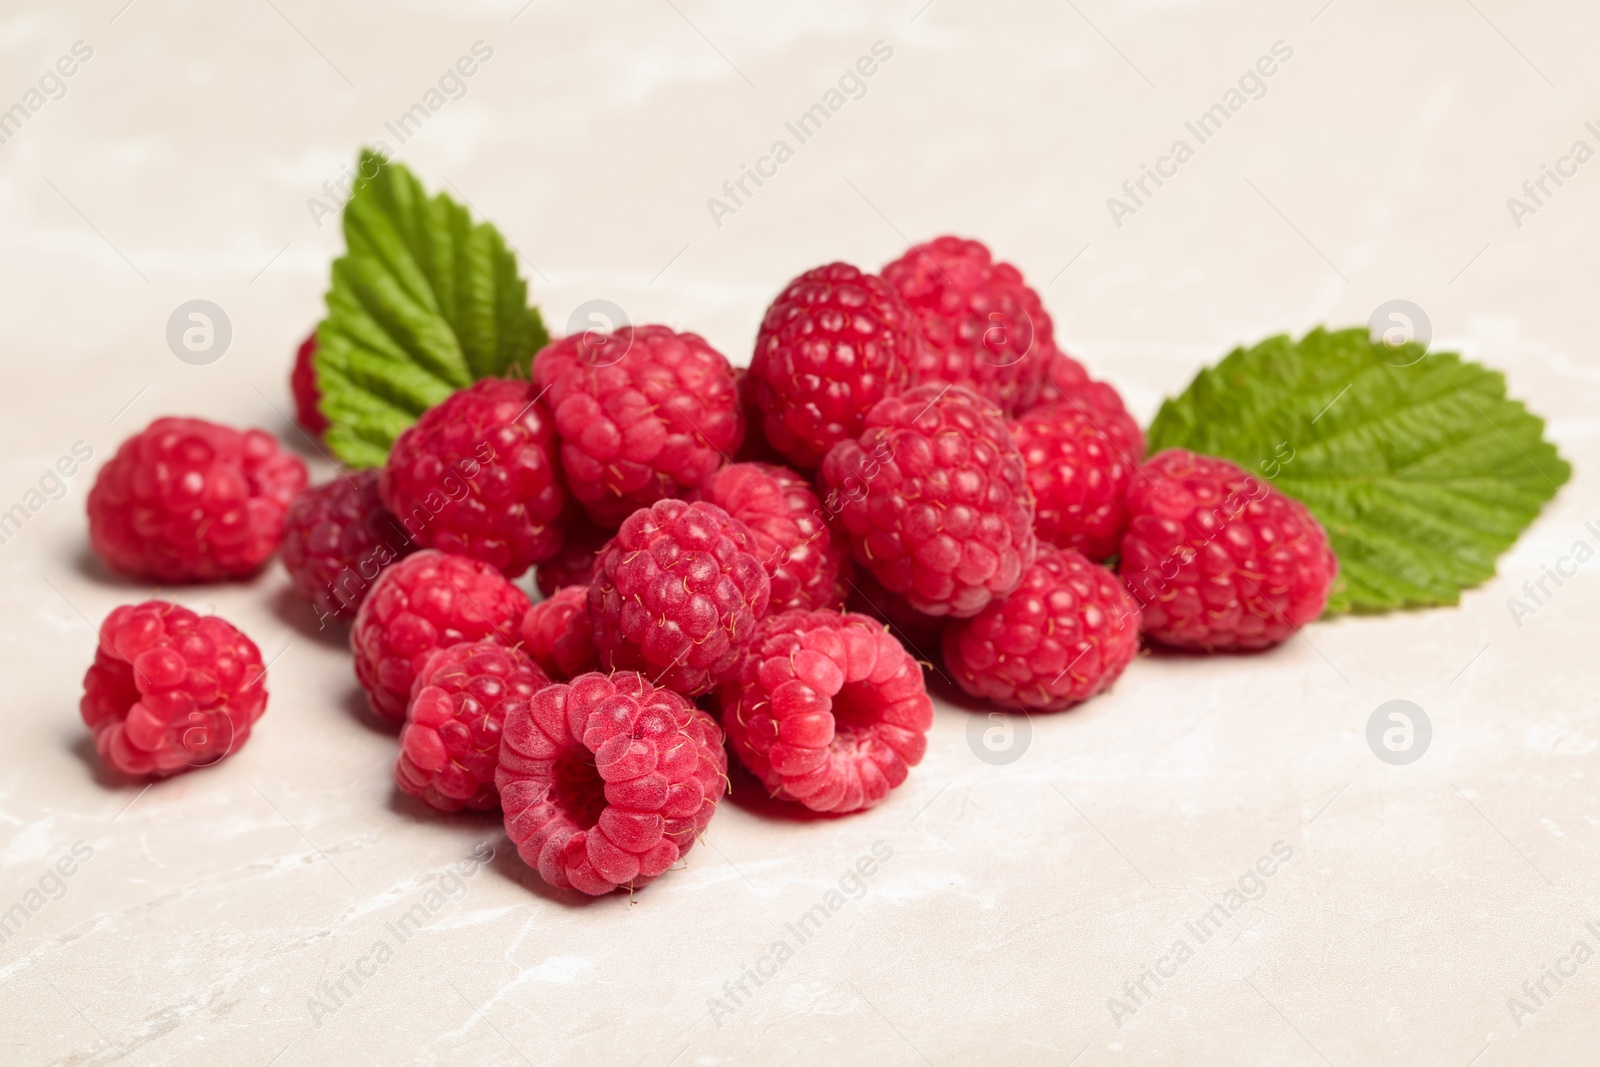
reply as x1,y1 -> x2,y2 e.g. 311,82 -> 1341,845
496,672 -> 727,895
690,461 -> 851,613
588,499 -> 771,697
821,384 -> 1036,619
880,235 -> 1055,416
719,610 -> 933,815
1118,449 -> 1337,651
80,600 -> 268,777
280,470 -> 416,623
943,548 -> 1141,711
396,640 -> 551,813
87,416 -> 308,583
1033,349 -> 1145,461
747,262 -> 919,469
533,325 -> 743,526
351,550 -> 531,724
380,378 -> 565,579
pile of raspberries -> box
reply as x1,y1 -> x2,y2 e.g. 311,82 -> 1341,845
79,235 -> 1337,897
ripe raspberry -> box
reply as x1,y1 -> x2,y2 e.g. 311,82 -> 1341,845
1035,350 -> 1145,460
1118,449 -> 1337,651
943,548 -> 1141,711
518,586 -> 599,681
88,417 -> 308,583
351,550 -> 531,723
1012,402 -> 1135,561
497,672 -> 727,895
80,600 -> 267,777
381,378 -> 565,579
534,514 -> 610,598
589,499 -> 771,696
290,331 -> 328,436
397,640 -> 551,813
280,470 -> 416,623
719,610 -> 933,814
821,384 -> 1036,618
747,262 -> 919,469
534,325 -> 742,526
881,235 -> 1054,416
690,462 -> 851,613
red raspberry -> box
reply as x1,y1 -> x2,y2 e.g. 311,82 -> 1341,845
533,325 -> 742,526
496,672 -> 727,895
821,384 -> 1036,618
719,610 -> 933,814
747,262 -> 919,469
397,640 -> 551,813
690,462 -> 851,613
88,417 -> 308,583
943,548 -> 1141,711
1012,402 -> 1135,561
881,235 -> 1054,416
518,586 -> 600,681
381,378 -> 565,579
80,600 -> 267,777
534,515 -> 610,598
279,470 -> 416,623
1035,350 -> 1145,460
351,550 -> 531,723
1118,449 -> 1337,651
589,499 -> 771,696
290,331 -> 328,436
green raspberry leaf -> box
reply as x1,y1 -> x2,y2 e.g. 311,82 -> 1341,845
314,149 -> 549,467
1146,326 -> 1571,614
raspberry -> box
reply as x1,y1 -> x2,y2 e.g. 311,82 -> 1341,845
279,470 -> 416,623
80,600 -> 267,777
534,325 -> 742,526
589,499 -> 771,696
719,610 -> 933,814
351,550 -> 531,723
1035,350 -> 1145,460
821,384 -> 1036,618
1012,402 -> 1135,561
881,236 -> 1053,416
518,586 -> 599,681
291,331 -> 328,436
690,462 -> 851,613
747,262 -> 919,469
943,548 -> 1141,710
381,378 -> 565,579
87,417 -> 308,583
496,672 -> 726,895
397,640 -> 551,813
1118,449 -> 1338,651
534,514 -> 610,598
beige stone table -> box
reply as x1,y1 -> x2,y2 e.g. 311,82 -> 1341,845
2,1 -> 1598,1063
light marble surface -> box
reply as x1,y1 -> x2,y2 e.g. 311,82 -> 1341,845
2,1 -> 1599,1064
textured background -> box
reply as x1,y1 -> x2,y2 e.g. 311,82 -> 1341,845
2,1 -> 1599,1064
